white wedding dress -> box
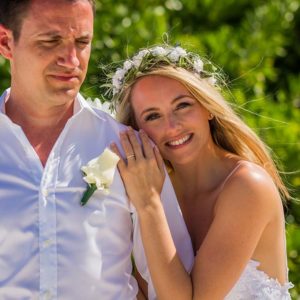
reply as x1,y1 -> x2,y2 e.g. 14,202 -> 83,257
224,259 -> 293,299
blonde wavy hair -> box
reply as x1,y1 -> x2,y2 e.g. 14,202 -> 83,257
115,65 -> 289,201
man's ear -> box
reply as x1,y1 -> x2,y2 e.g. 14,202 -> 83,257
0,24 -> 14,60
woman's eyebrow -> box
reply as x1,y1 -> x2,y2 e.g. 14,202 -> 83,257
172,94 -> 194,103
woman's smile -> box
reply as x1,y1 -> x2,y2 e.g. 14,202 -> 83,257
165,133 -> 193,148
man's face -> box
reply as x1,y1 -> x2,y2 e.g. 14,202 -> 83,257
9,0 -> 94,106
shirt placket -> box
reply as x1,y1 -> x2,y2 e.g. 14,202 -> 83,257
39,152 -> 60,300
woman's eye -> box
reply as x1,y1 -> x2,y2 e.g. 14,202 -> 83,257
176,102 -> 191,110
145,113 -> 160,121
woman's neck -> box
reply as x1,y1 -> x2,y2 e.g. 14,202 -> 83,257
170,145 -> 237,196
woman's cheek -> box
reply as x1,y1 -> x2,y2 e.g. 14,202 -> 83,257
142,126 -> 160,144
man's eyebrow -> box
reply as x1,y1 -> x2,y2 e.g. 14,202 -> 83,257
36,31 -> 61,37
35,31 -> 92,38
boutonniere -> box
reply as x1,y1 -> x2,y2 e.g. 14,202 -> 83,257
80,148 -> 120,206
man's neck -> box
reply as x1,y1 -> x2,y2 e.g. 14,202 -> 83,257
5,96 -> 75,167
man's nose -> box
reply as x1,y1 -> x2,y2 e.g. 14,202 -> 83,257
56,43 -> 80,68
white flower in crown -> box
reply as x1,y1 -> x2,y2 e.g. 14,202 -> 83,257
151,46 -> 168,56
114,68 -> 126,81
80,148 -> 120,206
168,46 -> 187,62
207,76 -> 217,86
112,68 -> 126,95
123,60 -> 134,71
108,45 -> 221,101
193,58 -> 204,73
132,49 -> 149,67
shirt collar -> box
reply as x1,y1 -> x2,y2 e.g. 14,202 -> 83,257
75,93 -> 106,121
0,88 -> 93,117
0,88 -> 10,114
74,92 -> 91,113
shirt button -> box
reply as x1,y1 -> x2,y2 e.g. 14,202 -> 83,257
43,239 -> 53,248
43,290 -> 52,300
42,189 -> 49,197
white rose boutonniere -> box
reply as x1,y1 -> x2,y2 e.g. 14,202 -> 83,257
80,148 -> 120,206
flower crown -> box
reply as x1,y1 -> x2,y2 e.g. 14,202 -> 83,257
99,45 -> 223,109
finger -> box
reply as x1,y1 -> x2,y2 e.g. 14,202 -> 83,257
110,143 -> 131,193
120,131 -> 136,163
139,129 -> 155,159
110,142 -> 123,159
126,127 -> 144,160
110,142 -> 127,171
154,146 -> 166,178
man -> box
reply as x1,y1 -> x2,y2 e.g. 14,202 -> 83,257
0,0 -> 193,299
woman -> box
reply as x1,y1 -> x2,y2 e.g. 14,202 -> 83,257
108,45 -> 293,299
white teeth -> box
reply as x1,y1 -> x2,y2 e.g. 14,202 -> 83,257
168,134 -> 191,146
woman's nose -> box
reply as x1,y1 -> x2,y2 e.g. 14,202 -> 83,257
164,114 -> 182,133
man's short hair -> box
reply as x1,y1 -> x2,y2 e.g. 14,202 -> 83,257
0,0 -> 96,41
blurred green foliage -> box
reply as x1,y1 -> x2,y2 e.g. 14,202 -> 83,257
89,2 -> 300,295
0,0 -> 299,297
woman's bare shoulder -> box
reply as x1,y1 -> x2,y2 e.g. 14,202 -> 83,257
214,161 -> 282,220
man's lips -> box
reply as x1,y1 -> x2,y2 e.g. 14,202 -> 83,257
48,74 -> 80,82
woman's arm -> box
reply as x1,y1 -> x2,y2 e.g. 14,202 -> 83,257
111,128 -> 192,299
191,165 -> 278,298
112,128 -> 279,300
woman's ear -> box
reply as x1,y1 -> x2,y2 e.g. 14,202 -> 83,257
208,112 -> 214,120
0,24 -> 13,60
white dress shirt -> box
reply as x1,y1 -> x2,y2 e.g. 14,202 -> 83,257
0,89 -> 194,300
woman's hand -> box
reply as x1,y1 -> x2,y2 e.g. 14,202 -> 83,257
111,127 -> 166,212
112,128 -> 192,300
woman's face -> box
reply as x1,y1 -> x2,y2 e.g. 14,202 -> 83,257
130,75 -> 213,166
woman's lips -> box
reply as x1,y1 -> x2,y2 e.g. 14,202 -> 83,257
165,133 -> 193,148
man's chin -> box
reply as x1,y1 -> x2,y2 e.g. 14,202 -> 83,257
52,87 -> 80,100
40,88 -> 79,107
